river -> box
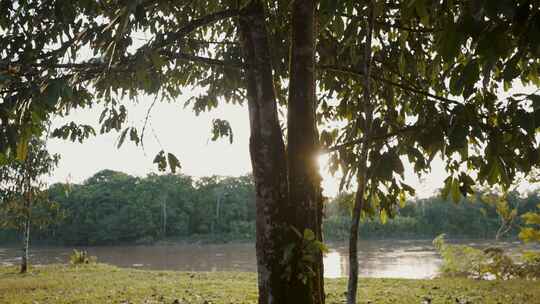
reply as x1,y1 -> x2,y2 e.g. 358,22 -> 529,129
0,239 -> 527,279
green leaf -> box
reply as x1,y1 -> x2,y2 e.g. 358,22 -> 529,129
129,128 -> 140,145
528,94 -> 540,111
522,212 -> 540,225
487,158 -> 501,185
380,209 -> 388,224
414,0 -> 430,27
303,229 -> 315,241
371,193 -> 381,209
211,119 -> 233,144
441,176 -> 452,199
150,51 -> 166,68
167,153 -> 181,173
153,150 -> 166,171
399,191 -> 406,208
451,178 -> 461,204
503,54 -> 521,82
438,22 -> 460,61
16,131 -> 30,161
117,128 -> 129,149
519,227 -> 540,243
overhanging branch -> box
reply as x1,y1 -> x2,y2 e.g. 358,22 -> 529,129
155,9 -> 241,48
318,64 -> 460,105
161,51 -> 246,68
324,124 -> 420,153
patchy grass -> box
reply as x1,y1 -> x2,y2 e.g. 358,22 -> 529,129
0,264 -> 539,303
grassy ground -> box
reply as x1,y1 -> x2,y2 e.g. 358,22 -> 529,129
1,264 -> 539,304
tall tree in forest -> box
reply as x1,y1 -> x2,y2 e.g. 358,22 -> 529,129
0,139 -> 60,273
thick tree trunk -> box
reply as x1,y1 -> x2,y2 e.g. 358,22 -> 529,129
238,2 -> 291,303
20,217 -> 30,274
287,1 -> 324,304
347,2 -> 374,304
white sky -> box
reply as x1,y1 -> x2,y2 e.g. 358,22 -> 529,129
42,25 -> 539,200
47,93 -> 449,199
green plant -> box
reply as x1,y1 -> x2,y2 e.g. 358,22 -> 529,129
69,249 -> 97,265
519,203 -> 540,244
282,228 -> 329,285
481,247 -> 517,280
433,234 -> 540,280
433,234 -> 488,279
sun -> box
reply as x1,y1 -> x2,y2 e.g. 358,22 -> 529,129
317,153 -> 340,198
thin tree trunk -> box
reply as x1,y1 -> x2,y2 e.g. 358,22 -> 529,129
347,180 -> 366,304
21,161 -> 32,274
347,2 -> 375,304
20,216 -> 30,273
238,2 -> 290,303
287,1 -> 324,303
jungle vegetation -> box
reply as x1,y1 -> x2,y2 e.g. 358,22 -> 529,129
1,169 -> 538,245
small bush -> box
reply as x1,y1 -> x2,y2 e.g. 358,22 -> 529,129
516,251 -> 540,279
69,249 -> 97,265
433,234 -> 488,279
433,234 -> 540,280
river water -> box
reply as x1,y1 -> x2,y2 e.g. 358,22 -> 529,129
0,239 -> 527,279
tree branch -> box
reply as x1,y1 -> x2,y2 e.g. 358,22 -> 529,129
155,9 -> 241,48
318,64 -> 460,105
324,124 -> 420,153
160,51 -> 246,68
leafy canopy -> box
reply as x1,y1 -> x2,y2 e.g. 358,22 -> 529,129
0,1 -> 539,217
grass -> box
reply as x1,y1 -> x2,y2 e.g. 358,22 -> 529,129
1,264 -> 539,303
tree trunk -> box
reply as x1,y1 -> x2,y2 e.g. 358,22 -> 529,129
287,1 -> 325,304
239,1 -> 325,303
20,217 -> 30,274
239,2 -> 291,303
347,2 -> 375,304
347,181 -> 366,304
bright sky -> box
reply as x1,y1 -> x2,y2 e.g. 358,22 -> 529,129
47,92 -> 450,199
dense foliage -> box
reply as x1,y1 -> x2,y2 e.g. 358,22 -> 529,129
325,190 -> 540,240
2,169 -> 539,245
433,234 -> 540,280
33,170 -> 255,245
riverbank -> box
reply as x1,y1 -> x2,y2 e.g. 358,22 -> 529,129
1,264 -> 538,304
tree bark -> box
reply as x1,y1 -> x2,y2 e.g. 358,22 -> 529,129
347,2 -> 375,304
238,2 -> 291,303
287,1 -> 325,304
20,162 -> 32,274
347,180 -> 366,304
239,1 -> 325,303
20,216 -> 30,274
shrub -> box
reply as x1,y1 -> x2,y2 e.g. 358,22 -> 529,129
516,251 -> 540,279
433,234 -> 540,280
69,249 -> 97,265
433,234 -> 488,279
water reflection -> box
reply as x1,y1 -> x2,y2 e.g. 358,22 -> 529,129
323,240 -> 441,279
0,239 -> 529,279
